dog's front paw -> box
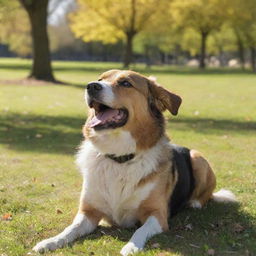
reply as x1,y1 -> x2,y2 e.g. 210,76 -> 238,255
33,237 -> 64,253
120,242 -> 142,256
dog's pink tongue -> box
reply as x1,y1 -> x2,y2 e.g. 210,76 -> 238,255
88,109 -> 119,127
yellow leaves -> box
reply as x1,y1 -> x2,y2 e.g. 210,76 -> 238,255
69,0 -> 167,44
69,1 -> 124,44
180,28 -> 201,56
171,0 -> 224,32
0,0 -> 31,56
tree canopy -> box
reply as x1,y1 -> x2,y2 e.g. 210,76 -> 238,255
70,0 -> 167,67
222,0 -> 256,71
0,1 -> 31,56
170,0 -> 224,68
0,0 -> 256,72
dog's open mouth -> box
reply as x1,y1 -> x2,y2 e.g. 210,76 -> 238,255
88,100 -> 128,130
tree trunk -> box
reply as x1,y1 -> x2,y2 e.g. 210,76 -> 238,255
218,48 -> 225,67
123,32 -> 134,68
250,47 -> 256,72
20,0 -> 55,81
236,33 -> 245,70
144,44 -> 151,68
173,45 -> 180,65
199,31 -> 208,69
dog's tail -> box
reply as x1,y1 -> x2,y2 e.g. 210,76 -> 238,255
212,189 -> 237,203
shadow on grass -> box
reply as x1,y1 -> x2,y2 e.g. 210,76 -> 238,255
0,112 -> 85,155
1,113 -> 256,154
0,62 -> 255,76
78,202 -> 256,255
167,117 -> 256,134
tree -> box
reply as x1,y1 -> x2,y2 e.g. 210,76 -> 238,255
0,1 -> 32,57
223,0 -> 256,72
233,28 -> 246,69
19,0 -> 55,81
207,25 -> 237,66
70,0 -> 167,68
171,0 -> 224,69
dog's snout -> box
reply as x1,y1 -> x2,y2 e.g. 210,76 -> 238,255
87,82 -> 102,96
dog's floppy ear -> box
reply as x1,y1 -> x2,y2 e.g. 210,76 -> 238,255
148,76 -> 182,115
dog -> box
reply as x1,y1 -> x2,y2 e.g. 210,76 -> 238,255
33,70 -> 236,255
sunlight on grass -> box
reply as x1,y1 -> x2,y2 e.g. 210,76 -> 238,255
0,58 -> 255,256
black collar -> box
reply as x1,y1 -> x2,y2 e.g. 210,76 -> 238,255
105,153 -> 135,163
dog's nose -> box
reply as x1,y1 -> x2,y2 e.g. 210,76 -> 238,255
87,82 -> 102,96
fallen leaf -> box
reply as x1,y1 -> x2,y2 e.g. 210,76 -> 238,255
185,223 -> 193,231
207,249 -> 215,255
35,134 -> 43,138
232,223 -> 245,233
2,213 -> 12,221
189,243 -> 200,248
56,209 -> 63,214
151,242 -> 160,248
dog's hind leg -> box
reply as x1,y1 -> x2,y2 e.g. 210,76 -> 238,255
189,149 -> 216,208
33,205 -> 103,253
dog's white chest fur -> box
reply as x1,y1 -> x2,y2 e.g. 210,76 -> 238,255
76,139 -> 164,227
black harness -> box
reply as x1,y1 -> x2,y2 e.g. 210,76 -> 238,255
169,145 -> 195,217
105,144 -> 195,216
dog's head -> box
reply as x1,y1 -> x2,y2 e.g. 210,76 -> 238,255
83,70 -> 182,154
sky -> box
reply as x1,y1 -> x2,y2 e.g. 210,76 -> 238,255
48,0 -> 76,26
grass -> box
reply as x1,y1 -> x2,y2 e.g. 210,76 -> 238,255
0,58 -> 256,256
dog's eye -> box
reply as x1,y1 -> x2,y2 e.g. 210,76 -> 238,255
119,80 -> 132,88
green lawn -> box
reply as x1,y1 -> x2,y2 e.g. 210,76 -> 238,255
0,58 -> 256,256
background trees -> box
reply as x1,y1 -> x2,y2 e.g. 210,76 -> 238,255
0,1 -> 31,57
170,0 -> 224,69
70,0 -> 167,68
0,0 -> 256,73
19,0 -> 55,81
223,0 -> 256,72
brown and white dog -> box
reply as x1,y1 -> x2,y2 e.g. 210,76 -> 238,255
33,70 -> 236,255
